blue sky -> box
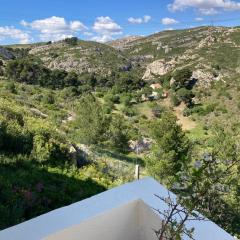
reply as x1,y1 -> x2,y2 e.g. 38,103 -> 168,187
0,0 -> 240,44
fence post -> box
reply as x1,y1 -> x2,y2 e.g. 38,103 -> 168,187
135,164 -> 140,180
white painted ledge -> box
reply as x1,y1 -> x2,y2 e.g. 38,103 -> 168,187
0,177 -> 234,240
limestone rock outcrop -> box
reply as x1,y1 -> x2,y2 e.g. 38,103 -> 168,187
192,69 -> 221,87
0,47 -> 14,60
142,59 -> 176,80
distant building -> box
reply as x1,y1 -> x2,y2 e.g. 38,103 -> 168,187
150,83 -> 162,90
149,83 -> 169,100
0,178 -> 234,240
162,90 -> 168,98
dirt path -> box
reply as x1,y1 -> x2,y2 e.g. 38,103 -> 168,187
174,102 -> 197,131
62,111 -> 76,124
163,99 -> 196,131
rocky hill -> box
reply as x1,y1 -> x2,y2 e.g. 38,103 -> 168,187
2,26 -> 239,86
117,26 -> 240,86
107,36 -> 143,50
0,46 -> 14,60
28,40 -> 130,75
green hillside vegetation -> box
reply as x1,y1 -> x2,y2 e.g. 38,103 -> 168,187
0,26 -> 240,236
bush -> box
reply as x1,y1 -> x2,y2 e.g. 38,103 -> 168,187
0,162 -> 106,230
104,93 -> 120,104
104,100 -> 115,111
5,81 -> 17,94
31,133 -> 68,163
161,73 -> 172,89
95,92 -> 104,98
122,107 -> 136,117
120,94 -> 132,106
64,37 -> 78,45
152,105 -> 165,118
0,102 -> 69,164
0,120 -> 33,155
106,115 -> 130,152
42,93 -> 55,104
5,58 -> 81,90
103,105 -> 112,114
183,108 -> 192,117
176,88 -> 194,106
60,87 -> 79,98
74,95 -> 109,145
190,103 -> 217,116
173,68 -> 192,89
171,94 -> 181,107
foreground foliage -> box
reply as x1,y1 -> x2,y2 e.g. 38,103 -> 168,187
0,160 -> 112,229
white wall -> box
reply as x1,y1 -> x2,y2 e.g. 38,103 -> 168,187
0,177 -> 234,240
138,200 -> 163,239
45,200 -> 162,240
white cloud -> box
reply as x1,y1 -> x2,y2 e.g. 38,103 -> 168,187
128,17 -> 143,24
168,0 -> 240,15
93,16 -> 122,35
70,20 -> 87,31
195,17 -> 204,21
91,34 -> 113,43
128,15 -> 151,24
20,20 -> 28,27
0,26 -> 30,44
161,17 -> 179,25
21,16 -> 87,41
83,31 -> 94,36
143,15 -> 152,23
92,16 -> 122,43
199,8 -> 219,15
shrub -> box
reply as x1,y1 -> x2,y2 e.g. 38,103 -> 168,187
183,108 -> 192,117
152,105 -> 165,118
122,106 -> 136,117
106,115 -> 130,152
5,58 -> 81,89
176,88 -> 194,106
74,95 -> 109,145
171,94 -> 181,107
5,81 -> 17,94
64,37 -> 78,45
104,93 -> 120,104
42,93 -> 55,104
173,68 -> 192,89
0,102 -> 69,164
95,92 -> 104,98
120,94 -> 132,106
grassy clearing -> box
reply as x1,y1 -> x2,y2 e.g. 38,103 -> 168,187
134,101 -> 154,118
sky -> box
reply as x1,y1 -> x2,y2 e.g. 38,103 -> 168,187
0,0 -> 240,45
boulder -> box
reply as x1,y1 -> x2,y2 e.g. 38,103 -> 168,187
129,138 -> 152,153
192,69 -> 220,87
142,59 -> 176,80
30,108 -> 48,119
69,143 -> 91,167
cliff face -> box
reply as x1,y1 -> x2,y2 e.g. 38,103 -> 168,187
0,46 -> 14,60
142,59 -> 177,80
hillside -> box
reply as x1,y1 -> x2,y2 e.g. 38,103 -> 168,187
19,26 -> 240,131
120,26 -> 240,82
1,26 -> 240,236
26,40 -> 130,75
107,35 -> 143,49
2,26 -> 240,82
